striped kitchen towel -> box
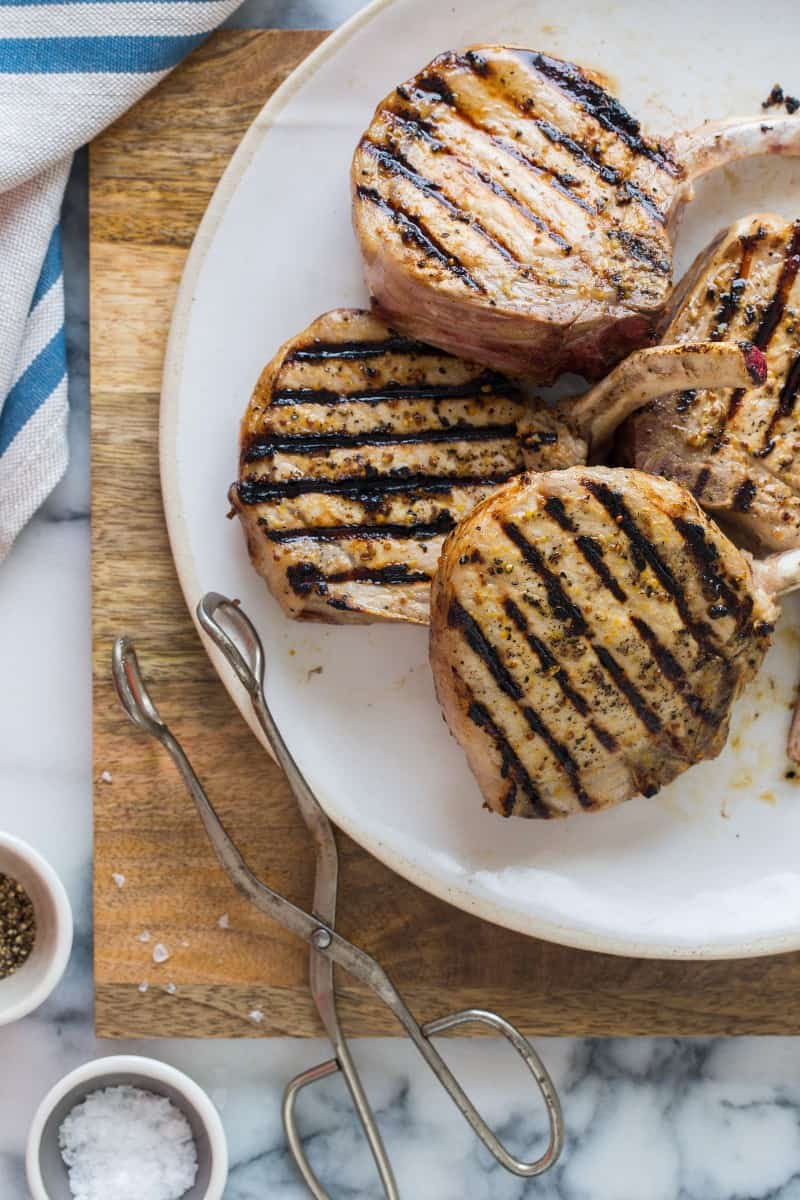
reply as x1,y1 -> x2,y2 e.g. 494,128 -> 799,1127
0,1 -> 242,559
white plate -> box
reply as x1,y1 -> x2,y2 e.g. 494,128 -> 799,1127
162,0 -> 800,959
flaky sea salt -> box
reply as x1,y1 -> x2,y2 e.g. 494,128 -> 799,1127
100,771 -> 113,784
58,1084 -> 197,1200
165,982 -> 177,995
137,930 -> 151,943
138,982 -> 149,994
152,943 -> 170,964
112,873 -> 125,889
248,1009 -> 264,1024
217,913 -> 229,929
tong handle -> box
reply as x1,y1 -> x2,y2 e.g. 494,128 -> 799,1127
419,1008 -> 563,1176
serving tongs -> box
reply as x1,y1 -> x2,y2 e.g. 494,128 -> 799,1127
112,592 -> 563,1198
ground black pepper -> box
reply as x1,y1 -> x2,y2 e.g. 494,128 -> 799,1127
0,873 -> 36,978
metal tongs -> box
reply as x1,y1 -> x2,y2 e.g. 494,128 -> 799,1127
112,592 -> 563,1198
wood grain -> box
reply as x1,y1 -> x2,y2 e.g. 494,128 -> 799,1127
92,29 -> 800,1038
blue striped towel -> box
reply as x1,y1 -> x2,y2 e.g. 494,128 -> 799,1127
0,2 -> 242,559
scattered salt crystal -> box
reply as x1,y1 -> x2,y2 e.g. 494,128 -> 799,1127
138,982 -> 148,994
100,771 -> 113,784
112,873 -> 125,889
217,913 -> 229,929
152,943 -> 170,964
58,1084 -> 197,1200
165,982 -> 177,995
137,930 -> 151,943
248,1009 -> 264,1024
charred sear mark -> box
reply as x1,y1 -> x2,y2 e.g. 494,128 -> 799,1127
237,468 -> 517,506
543,495 -> 575,531
380,113 -> 575,253
503,596 -> 617,752
269,372 -> 507,406
672,516 -> 752,625
265,513 -> 456,543
390,108 -> 597,222
502,521 -> 588,636
584,480 -> 721,656
752,220 -> 800,349
449,600 -> 591,806
575,535 -> 626,601
288,561 -> 429,597
692,467 -> 711,498
591,644 -> 663,734
760,351 -> 800,454
676,389 -> 697,413
285,335 -> 428,362
733,478 -> 757,513
606,229 -> 670,275
410,57 -> 666,225
243,422 -> 519,462
363,140 -> 527,263
630,616 -> 715,725
519,50 -> 682,175
356,185 -> 484,291
463,690 -> 549,818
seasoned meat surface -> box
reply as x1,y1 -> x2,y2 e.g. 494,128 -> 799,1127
619,214 -> 800,552
352,46 -> 683,381
430,467 -> 777,817
231,309 -> 529,624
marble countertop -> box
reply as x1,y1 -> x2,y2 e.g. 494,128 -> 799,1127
3,3 -> 800,1197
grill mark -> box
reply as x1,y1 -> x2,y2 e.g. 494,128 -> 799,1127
460,684 -> 549,818
671,516 -> 752,627
543,496 -> 575,531
237,468 -> 518,506
575,535 -> 627,602
356,185 -> 484,291
264,513 -> 457,543
287,561 -> 430,596
606,228 -> 671,275
708,233 -> 760,338
285,336 -> 428,362
591,644 -> 663,734
703,235 -> 761,448
760,352 -> 800,454
583,480 -> 721,657
448,600 -> 592,806
447,49 -> 669,203
372,127 -> 572,254
712,222 -> 800,453
733,479 -> 757,513
503,596 -> 617,752
502,521 -> 587,636
395,81 -> 665,230
692,467 -> 711,498
630,616 -> 716,725
243,422 -> 519,462
519,51 -> 682,175
363,139 -> 530,264
269,372 -> 506,406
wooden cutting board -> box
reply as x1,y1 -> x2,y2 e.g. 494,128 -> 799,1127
91,29 -> 800,1038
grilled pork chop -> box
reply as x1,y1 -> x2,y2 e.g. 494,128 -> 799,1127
619,214 -> 800,553
232,309 -> 761,625
231,309 -> 529,624
352,46 -> 800,381
430,467 -> 782,818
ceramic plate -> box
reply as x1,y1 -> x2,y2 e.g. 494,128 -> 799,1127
162,0 -> 800,958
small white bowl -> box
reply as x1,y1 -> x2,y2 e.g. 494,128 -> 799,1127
26,1055 -> 229,1200
0,832 -> 73,1026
